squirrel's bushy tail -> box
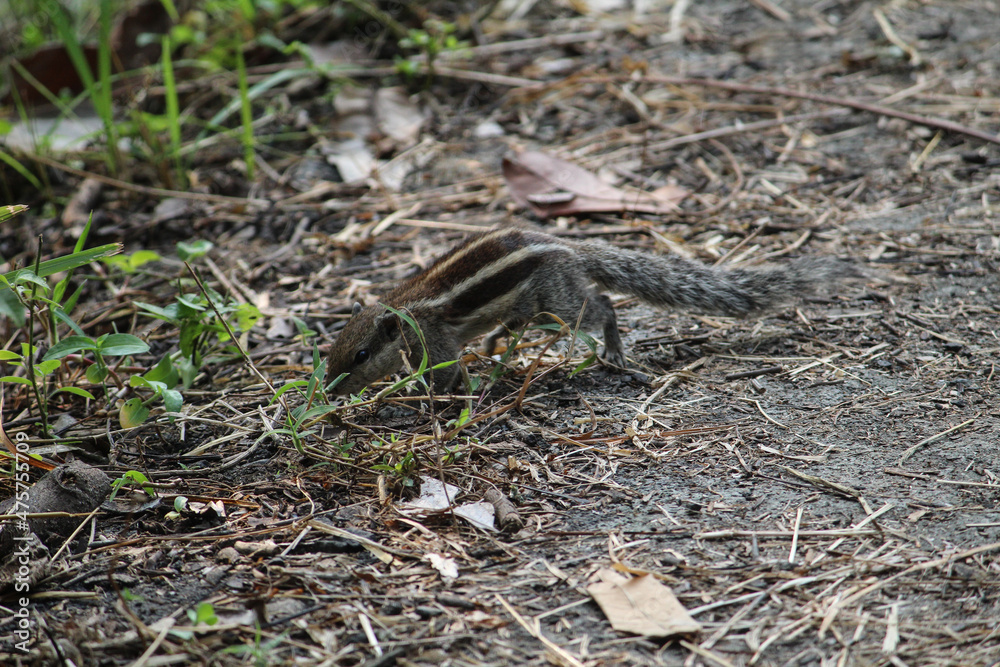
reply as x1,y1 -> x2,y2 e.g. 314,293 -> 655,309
573,241 -> 853,316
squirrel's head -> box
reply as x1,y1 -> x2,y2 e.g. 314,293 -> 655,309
326,303 -> 405,396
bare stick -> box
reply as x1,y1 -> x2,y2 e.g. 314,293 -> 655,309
637,74 -> 1000,146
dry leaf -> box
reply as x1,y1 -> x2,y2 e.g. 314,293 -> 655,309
502,150 -> 687,218
374,87 -> 427,147
452,501 -> 496,532
398,475 -> 462,513
587,568 -> 701,637
362,542 -> 393,565
427,553 -> 459,580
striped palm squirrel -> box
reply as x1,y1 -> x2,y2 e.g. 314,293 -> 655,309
326,228 -> 852,395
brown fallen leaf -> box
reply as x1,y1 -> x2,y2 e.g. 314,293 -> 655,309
587,567 -> 701,637
502,150 -> 687,217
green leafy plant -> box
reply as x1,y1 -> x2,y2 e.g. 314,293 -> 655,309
266,349 -> 342,453
135,287 -> 261,375
165,495 -> 189,520
176,239 -> 213,262
446,407 -> 472,431
102,250 -> 162,275
372,450 -> 418,489
123,364 -> 185,428
110,470 -> 156,499
221,625 -> 287,667
485,322 -> 599,386
0,343 -> 66,393
129,264 -> 259,428
43,333 -> 149,385
188,602 -> 218,626
121,588 -> 145,603
395,20 -> 469,86
169,601 -> 219,640
1,209 -> 124,433
525,323 -> 599,378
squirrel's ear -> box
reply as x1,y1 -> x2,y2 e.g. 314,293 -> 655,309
352,302 -> 363,317
375,311 -> 399,336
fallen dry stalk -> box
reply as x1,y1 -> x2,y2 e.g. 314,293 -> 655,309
561,75 -> 1000,146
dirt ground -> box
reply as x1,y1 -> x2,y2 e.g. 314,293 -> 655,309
2,0 -> 1000,665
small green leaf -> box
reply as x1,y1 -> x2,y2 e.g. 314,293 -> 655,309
0,376 -> 31,385
44,335 -> 97,360
173,496 -> 188,512
295,404 -> 342,422
130,376 -> 167,395
569,354 -> 598,378
120,397 -> 150,428
0,287 -> 25,326
176,357 -> 198,387
123,470 -> 151,485
145,356 -> 179,387
52,305 -> 86,335
292,316 -> 316,339
131,249 -> 163,266
103,250 -> 162,273
233,302 -> 261,331
178,324 -> 201,360
134,301 -> 179,322
188,602 -> 218,626
34,359 -> 61,376
53,386 -> 97,400
112,470 -> 157,499
121,588 -> 145,602
0,350 -> 22,361
7,270 -> 50,291
96,333 -> 149,356
176,293 -> 207,312
176,240 -> 213,261
85,364 -> 108,383
162,388 -> 183,413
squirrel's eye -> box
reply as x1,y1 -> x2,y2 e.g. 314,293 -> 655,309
354,349 -> 370,365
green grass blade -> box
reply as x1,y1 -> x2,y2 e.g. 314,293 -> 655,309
0,204 -> 30,223
161,35 -> 184,186
157,0 -> 179,22
2,243 -> 122,284
8,60 -> 79,119
53,212 -> 95,305
97,0 -> 119,169
0,151 -> 42,190
203,68 -> 307,131
42,0 -> 118,171
234,46 -> 255,180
